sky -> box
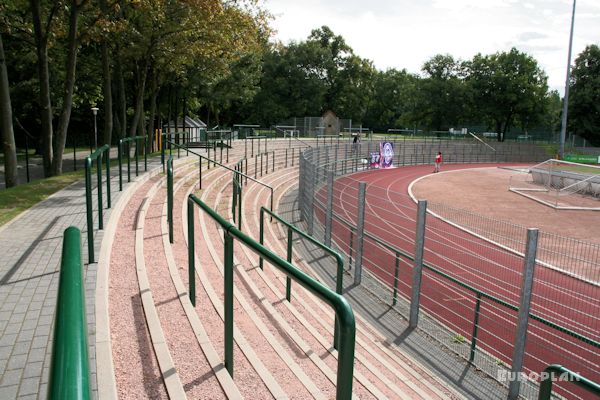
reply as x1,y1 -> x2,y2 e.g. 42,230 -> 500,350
263,0 -> 599,95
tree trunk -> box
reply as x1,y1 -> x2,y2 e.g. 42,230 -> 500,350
147,72 -> 158,153
0,33 -> 18,188
129,60 -> 148,138
30,0 -> 54,177
115,48 -> 126,139
101,43 -> 113,145
53,0 -> 81,176
100,0 -> 113,146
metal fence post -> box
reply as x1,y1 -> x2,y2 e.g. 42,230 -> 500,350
118,141 -> 123,191
286,227 -> 293,301
409,200 -> 427,328
97,155 -> 103,230
307,160 -> 316,235
508,228 -> 539,400
224,231 -> 234,377
354,182 -> 366,285
187,199 -> 195,306
85,159 -> 94,264
105,149 -> 111,209
325,170 -> 334,247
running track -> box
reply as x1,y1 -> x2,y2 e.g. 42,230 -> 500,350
319,164 -> 599,399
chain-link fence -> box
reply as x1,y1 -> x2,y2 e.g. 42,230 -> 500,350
298,139 -> 599,400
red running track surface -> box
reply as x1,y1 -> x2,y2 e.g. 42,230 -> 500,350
320,164 -> 599,399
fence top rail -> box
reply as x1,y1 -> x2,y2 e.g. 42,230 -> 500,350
539,364 -> 600,400
165,139 -> 273,195
189,194 -> 354,321
118,135 -> 146,144
86,144 -> 110,163
260,207 -> 344,292
244,135 -> 268,140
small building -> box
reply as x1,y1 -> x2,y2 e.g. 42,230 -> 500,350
322,110 -> 340,136
164,116 -> 207,142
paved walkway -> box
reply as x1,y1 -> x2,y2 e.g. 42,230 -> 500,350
0,153 -> 165,399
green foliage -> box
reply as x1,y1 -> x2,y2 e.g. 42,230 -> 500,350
568,44 -> 600,146
465,48 -> 549,141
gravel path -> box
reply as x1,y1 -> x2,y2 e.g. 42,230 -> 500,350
109,176 -> 168,399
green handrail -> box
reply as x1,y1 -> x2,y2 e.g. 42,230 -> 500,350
259,206 -> 345,349
167,156 -> 174,243
538,365 -> 600,400
118,135 -> 147,191
187,194 -> 356,400
48,227 -> 90,400
85,144 -> 110,264
165,139 -> 274,215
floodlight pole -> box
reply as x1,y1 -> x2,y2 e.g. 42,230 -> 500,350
92,107 -> 99,150
559,0 -> 576,159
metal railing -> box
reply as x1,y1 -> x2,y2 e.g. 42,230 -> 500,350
118,135 -> 148,191
167,156 -> 174,243
538,365 -> 600,400
259,206 -> 345,349
164,139 -> 274,223
299,143 -> 599,398
48,227 -> 90,400
186,194 -> 356,399
85,144 -> 110,264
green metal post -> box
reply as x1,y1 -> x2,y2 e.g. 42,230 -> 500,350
538,365 -> 600,400
392,252 -> 400,306
187,200 -> 195,307
285,148 -> 288,168
85,159 -> 94,264
259,208 -> 264,270
97,155 -> 103,230
118,141 -> 123,191
224,232 -> 234,377
135,138 -> 139,176
469,293 -> 482,363
286,227 -> 292,302
231,174 -> 237,223
161,134 -> 165,172
144,137 -> 147,171
168,158 -> 173,244
48,227 -> 91,400
127,141 -> 131,182
237,178 -> 242,231
106,148 -> 111,209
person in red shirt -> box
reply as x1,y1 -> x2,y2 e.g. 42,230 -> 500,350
434,151 -> 442,173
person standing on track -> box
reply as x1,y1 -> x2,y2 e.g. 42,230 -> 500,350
352,133 -> 360,153
433,151 -> 442,173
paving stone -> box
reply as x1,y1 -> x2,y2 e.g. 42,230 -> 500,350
6,354 -> 27,371
0,368 -> 22,386
0,385 -> 18,398
22,361 -> 43,379
18,377 -> 40,396
11,341 -> 31,356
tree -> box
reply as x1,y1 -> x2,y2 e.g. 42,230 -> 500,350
0,33 -> 18,187
364,68 -> 418,131
465,48 -> 548,141
568,44 -> 600,145
418,54 -> 468,131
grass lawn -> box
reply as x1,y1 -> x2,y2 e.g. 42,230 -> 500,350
0,170 -> 84,227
